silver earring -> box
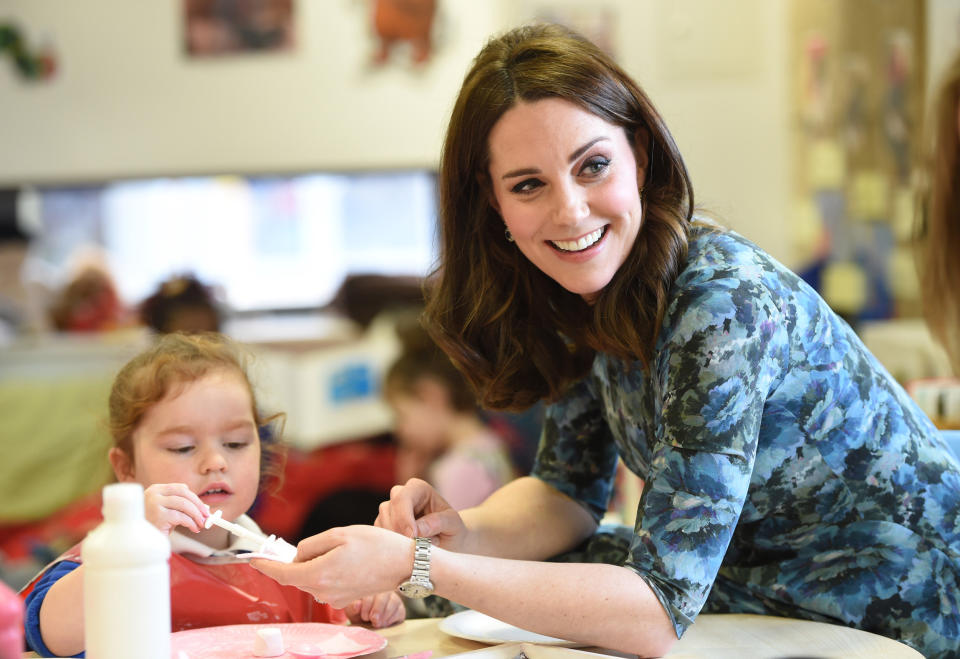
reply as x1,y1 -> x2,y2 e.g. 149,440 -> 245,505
505,227 -> 514,243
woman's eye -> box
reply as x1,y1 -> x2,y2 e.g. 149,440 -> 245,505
511,178 -> 543,194
581,157 -> 610,176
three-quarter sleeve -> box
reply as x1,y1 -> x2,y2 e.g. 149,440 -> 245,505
622,263 -> 788,636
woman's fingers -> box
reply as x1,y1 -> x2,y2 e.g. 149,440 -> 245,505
295,528 -> 346,561
376,479 -> 445,537
374,484 -> 415,536
249,557 -> 305,587
415,509 -> 459,539
252,530 -> 351,595
253,526 -> 412,609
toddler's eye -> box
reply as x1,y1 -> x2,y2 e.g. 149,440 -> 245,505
169,446 -> 193,454
225,439 -> 252,449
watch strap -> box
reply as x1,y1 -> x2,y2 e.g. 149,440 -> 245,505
411,536 -> 432,580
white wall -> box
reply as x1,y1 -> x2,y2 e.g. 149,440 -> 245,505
0,0 -> 497,181
0,0 -> 791,262
926,0 -> 960,101
613,0 -> 791,263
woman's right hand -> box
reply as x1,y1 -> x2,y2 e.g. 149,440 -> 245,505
374,478 -> 468,551
142,482 -> 208,535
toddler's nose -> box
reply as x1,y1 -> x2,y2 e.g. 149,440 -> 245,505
200,449 -> 228,473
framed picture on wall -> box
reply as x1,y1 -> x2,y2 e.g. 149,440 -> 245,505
183,0 -> 295,57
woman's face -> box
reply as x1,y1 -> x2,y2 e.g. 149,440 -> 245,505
487,98 -> 646,302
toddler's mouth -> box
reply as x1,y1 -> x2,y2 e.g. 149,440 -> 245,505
199,484 -> 233,501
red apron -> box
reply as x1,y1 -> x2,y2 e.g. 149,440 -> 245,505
21,544 -> 347,631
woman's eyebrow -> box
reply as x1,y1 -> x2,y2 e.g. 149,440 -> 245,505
501,137 -> 610,179
568,137 -> 608,163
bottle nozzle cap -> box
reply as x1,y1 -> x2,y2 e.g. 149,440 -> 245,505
102,482 -> 146,520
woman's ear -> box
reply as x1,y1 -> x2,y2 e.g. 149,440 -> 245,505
632,126 -> 651,189
108,447 -> 137,483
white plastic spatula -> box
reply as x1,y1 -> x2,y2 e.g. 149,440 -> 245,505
203,509 -> 298,563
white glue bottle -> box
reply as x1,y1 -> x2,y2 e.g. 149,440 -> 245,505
82,482 -> 171,659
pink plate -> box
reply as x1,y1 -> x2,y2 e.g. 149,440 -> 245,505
170,622 -> 387,659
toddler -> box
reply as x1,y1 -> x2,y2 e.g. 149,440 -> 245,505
385,321 -> 515,510
21,332 -> 404,657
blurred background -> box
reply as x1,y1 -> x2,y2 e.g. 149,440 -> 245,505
1,0 -> 959,589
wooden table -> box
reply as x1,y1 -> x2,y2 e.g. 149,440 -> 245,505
662,614 -> 922,658
369,614 -> 923,659
22,614 -> 923,658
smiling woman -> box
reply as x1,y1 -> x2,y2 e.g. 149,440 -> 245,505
249,23 -> 960,659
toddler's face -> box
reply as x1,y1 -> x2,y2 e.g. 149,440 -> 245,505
388,388 -> 450,455
125,369 -> 261,524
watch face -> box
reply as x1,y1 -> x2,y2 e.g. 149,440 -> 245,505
398,580 -> 433,599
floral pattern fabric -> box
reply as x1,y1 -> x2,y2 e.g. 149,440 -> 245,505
532,225 -> 960,658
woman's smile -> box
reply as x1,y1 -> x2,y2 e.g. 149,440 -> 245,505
549,225 -> 609,254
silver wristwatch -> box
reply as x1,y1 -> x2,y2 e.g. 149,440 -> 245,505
397,537 -> 434,599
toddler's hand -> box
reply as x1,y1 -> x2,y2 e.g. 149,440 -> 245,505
142,483 -> 208,535
345,591 -> 406,628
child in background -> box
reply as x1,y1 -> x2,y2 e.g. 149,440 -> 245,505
384,321 -> 515,510
48,264 -> 127,333
21,333 -> 404,657
139,274 -> 223,335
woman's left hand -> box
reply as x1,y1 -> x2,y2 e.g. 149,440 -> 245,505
250,524 -> 413,608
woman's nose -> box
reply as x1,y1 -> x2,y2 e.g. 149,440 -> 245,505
552,182 -> 589,225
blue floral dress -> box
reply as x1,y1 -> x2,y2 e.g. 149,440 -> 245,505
533,225 -> 960,658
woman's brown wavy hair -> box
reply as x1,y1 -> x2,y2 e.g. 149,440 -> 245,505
917,51 -> 960,373
424,22 -> 695,411
108,332 -> 286,494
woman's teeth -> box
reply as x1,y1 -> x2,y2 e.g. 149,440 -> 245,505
551,227 -> 604,252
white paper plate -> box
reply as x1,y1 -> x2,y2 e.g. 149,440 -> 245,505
438,610 -> 585,647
